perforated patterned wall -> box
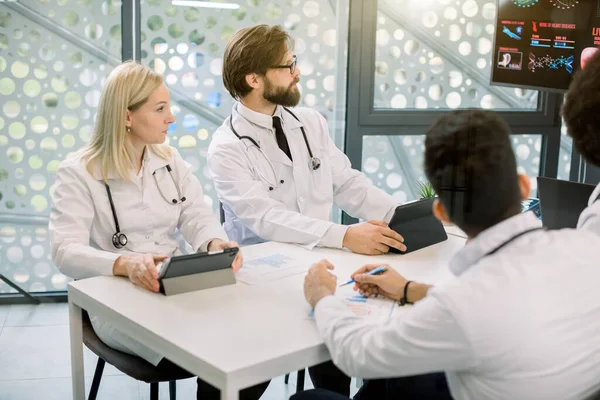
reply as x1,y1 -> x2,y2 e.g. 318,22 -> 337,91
373,0 -> 538,110
363,134 -> 543,203
0,0 -> 119,292
558,125 -> 572,180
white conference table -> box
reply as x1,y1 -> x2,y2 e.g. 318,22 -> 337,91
68,231 -> 467,400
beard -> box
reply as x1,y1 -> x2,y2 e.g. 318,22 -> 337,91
263,77 -> 301,107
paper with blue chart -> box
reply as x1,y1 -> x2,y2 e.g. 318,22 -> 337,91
308,285 -> 397,321
236,253 -> 312,285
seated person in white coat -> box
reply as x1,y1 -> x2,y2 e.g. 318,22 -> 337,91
207,24 -> 406,256
49,61 -> 268,400
562,49 -> 600,234
296,110 -> 600,400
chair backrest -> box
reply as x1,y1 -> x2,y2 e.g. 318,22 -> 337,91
81,308 -> 193,382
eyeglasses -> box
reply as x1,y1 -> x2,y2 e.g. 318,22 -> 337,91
270,55 -> 297,74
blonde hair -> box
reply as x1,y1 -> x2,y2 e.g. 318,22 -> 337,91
79,61 -> 171,182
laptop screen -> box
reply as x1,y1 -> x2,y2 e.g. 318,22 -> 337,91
536,177 -> 595,230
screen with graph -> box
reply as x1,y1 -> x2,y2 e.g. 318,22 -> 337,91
492,0 -> 600,91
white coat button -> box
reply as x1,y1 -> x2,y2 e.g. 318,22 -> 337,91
299,197 -> 305,203
145,235 -> 150,239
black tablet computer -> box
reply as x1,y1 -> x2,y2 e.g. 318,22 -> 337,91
157,247 -> 239,280
388,198 -> 448,254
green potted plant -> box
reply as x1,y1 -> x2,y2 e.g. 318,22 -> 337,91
416,181 -> 436,199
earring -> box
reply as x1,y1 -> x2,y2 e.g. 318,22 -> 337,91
126,127 -> 131,133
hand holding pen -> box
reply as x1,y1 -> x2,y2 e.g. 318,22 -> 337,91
350,264 -> 409,300
339,266 -> 387,287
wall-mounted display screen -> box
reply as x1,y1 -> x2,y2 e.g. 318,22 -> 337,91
492,0 -> 600,92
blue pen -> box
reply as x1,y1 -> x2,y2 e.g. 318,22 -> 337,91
339,266 -> 388,287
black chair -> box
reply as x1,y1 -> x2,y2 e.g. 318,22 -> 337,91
82,310 -> 194,400
218,202 -> 307,393
285,369 -> 306,391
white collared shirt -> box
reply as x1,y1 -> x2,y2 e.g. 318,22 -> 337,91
577,183 -> 600,234
315,213 -> 600,400
207,102 -> 397,249
49,146 -> 228,279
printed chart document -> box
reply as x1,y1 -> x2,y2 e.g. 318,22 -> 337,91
236,253 -> 314,285
308,285 -> 396,321
341,293 -> 396,320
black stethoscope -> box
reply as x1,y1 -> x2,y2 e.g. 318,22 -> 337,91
229,106 -> 321,190
105,164 -> 186,249
482,226 -> 544,258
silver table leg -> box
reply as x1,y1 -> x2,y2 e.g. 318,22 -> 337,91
222,383 -> 239,400
69,301 -> 85,400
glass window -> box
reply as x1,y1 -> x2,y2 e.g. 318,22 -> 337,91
373,0 -> 539,110
362,134 -> 542,203
0,1 -> 119,293
558,123 -> 572,181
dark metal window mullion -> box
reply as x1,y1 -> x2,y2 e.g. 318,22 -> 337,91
121,0 -> 141,61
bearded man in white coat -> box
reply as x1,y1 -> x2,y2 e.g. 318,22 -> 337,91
207,24 -> 408,397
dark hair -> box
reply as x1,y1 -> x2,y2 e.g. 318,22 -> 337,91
562,50 -> 600,167
223,25 -> 294,99
424,110 -> 522,237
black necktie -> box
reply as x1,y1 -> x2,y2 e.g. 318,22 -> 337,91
272,116 -> 293,161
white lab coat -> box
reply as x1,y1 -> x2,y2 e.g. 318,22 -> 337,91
315,212 -> 600,399
207,102 -> 397,249
49,146 -> 228,365
577,182 -> 600,234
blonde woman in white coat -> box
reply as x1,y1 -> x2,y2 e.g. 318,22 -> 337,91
49,61 -> 268,400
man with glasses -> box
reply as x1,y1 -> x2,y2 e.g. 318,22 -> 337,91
207,23 -> 408,397
207,24 -> 406,256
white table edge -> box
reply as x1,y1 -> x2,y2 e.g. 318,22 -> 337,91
67,282 -> 332,400
68,283 -> 230,398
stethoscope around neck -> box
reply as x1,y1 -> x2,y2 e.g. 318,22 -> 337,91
105,164 -> 186,249
229,106 -> 321,190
